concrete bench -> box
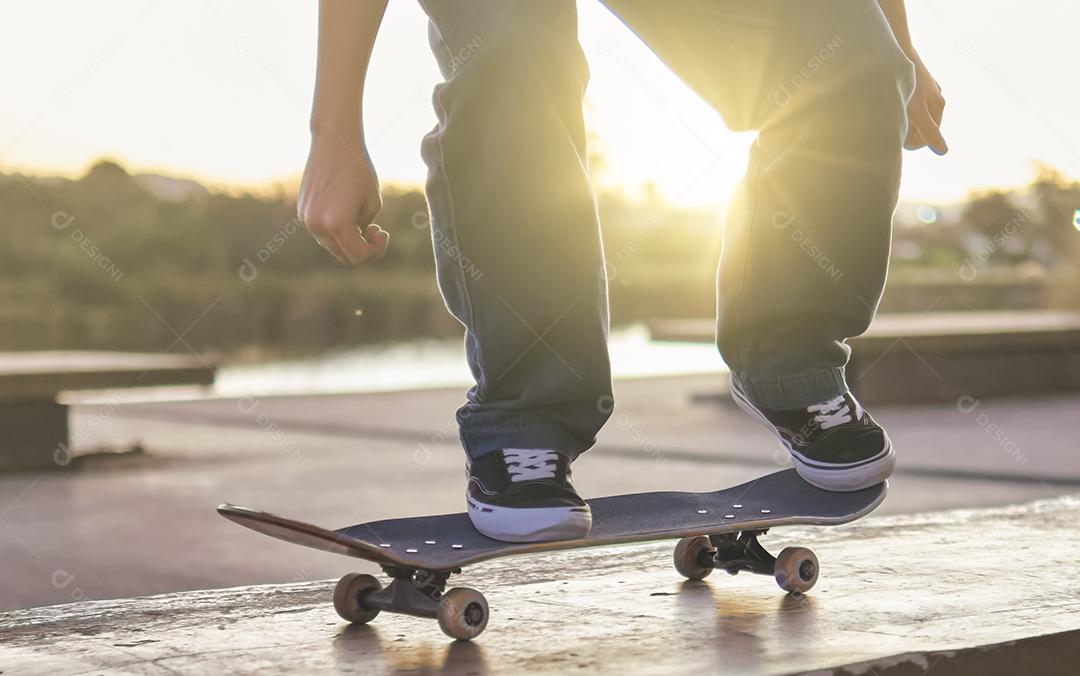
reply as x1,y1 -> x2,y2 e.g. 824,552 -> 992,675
648,310 -> 1080,404
0,352 -> 215,472
2,494 -> 1078,674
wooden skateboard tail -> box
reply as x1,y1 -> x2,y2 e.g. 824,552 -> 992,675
217,504 -> 389,563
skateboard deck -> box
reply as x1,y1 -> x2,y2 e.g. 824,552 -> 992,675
218,469 -> 883,571
219,469 -> 885,640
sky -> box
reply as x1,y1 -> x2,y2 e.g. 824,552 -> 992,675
1,1 -> 1077,207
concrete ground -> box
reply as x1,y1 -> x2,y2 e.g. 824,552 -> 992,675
3,495 -> 1079,674
1,374 -> 1078,611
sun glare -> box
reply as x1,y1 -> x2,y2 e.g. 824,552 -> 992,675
0,1 -> 1077,206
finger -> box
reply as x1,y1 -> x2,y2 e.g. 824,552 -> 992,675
300,208 -> 349,263
330,225 -> 374,264
364,224 -> 390,261
314,235 -> 349,264
928,94 -> 945,127
903,123 -> 926,151
925,122 -> 948,155
912,106 -> 948,155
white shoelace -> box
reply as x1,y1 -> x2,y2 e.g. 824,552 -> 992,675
806,395 -> 859,430
503,449 -> 558,482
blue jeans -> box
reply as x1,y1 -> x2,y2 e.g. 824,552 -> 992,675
417,0 -> 915,460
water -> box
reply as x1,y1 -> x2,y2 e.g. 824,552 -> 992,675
62,324 -> 725,404
215,324 -> 725,398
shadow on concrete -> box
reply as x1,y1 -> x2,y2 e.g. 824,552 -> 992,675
332,623 -> 490,674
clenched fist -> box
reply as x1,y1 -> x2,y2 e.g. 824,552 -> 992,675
297,134 -> 389,264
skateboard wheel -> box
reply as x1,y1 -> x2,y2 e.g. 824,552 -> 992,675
673,535 -> 715,581
437,587 -> 489,640
774,547 -> 819,594
333,573 -> 382,624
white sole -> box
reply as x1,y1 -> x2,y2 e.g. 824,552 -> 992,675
729,378 -> 894,492
467,496 -> 592,543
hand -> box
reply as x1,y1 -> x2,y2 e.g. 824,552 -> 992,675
297,133 -> 389,264
904,55 -> 947,155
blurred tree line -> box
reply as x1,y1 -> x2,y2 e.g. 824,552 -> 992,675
0,160 -> 721,356
880,164 -> 1080,312
2,160 -> 1077,357
891,165 -> 1080,276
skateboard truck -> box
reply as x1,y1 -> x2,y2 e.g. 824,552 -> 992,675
333,566 -> 489,640
335,529 -> 819,641
673,529 -> 820,594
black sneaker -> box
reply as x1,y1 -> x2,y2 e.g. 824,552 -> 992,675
466,449 -> 592,543
730,376 -> 894,491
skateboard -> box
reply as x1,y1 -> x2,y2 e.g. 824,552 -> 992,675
218,469 -> 885,640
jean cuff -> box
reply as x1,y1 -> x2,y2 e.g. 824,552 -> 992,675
458,408 -> 592,461
730,367 -> 848,410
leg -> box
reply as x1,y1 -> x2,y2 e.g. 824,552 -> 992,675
604,0 -> 914,490
418,1 -> 613,460
603,0 -> 915,408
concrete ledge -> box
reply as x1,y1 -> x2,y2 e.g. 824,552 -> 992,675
648,311 -> 1080,404
2,494 -> 1079,674
0,399 -> 68,472
0,351 -> 215,472
0,351 -> 216,402
830,630 -> 1080,676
